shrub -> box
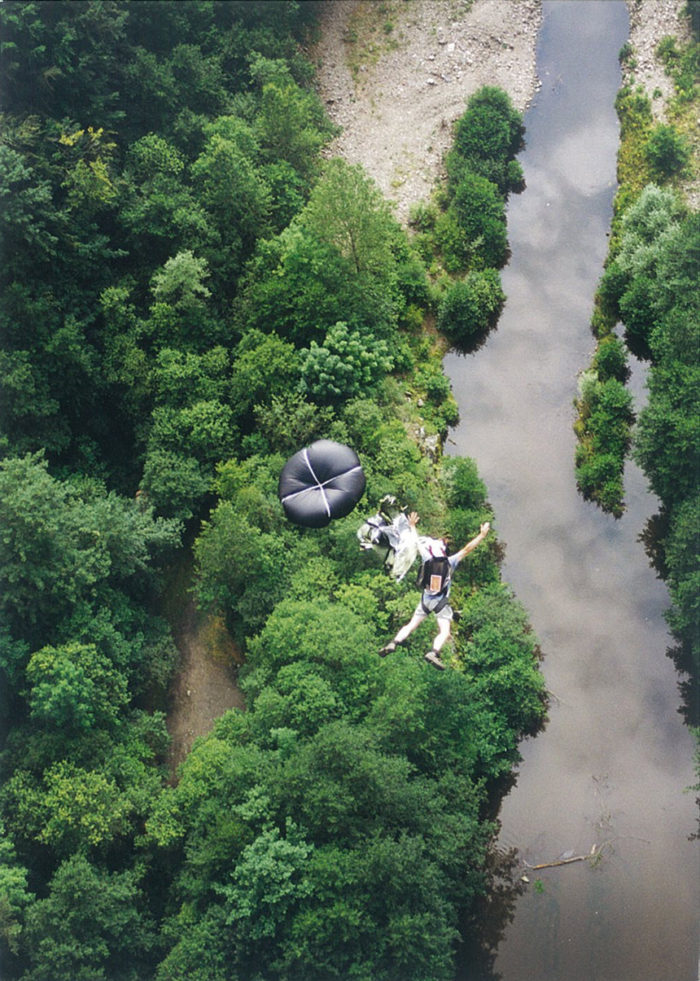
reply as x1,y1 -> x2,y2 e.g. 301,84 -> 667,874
441,173 -> 508,270
439,456 -> 488,511
645,123 -> 691,178
299,322 -> 393,403
593,335 -> 630,382
437,270 -> 505,348
448,86 -> 524,195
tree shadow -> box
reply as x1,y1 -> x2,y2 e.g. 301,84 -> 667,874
639,511 -> 698,726
456,844 -> 526,981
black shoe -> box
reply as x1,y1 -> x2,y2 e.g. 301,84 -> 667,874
424,650 -> 446,670
379,641 -> 397,657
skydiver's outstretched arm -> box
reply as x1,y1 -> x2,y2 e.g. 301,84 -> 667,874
453,522 -> 490,562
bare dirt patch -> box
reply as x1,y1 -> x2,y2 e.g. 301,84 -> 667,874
166,598 -> 244,775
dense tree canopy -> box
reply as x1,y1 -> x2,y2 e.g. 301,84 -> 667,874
0,3 -> 548,979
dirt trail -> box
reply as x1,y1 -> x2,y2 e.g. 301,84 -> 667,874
166,599 -> 244,774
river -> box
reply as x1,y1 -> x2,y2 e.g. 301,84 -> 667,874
444,3 -> 699,979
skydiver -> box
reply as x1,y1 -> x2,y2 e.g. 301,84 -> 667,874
379,513 -> 491,669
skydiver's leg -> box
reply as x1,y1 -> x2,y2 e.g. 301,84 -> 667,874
379,604 -> 425,655
424,606 -> 453,669
393,609 -> 425,644
432,615 -> 452,653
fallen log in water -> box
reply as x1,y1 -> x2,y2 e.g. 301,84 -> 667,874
525,843 -> 602,871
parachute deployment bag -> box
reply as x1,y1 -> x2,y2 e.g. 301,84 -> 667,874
417,555 -> 450,594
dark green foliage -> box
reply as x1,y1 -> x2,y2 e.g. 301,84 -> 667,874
663,495 -> 700,664
299,322 -> 393,403
574,452 -> 625,515
439,456 -> 488,511
437,270 -> 506,348
574,374 -> 634,516
0,454 -> 180,651
592,335 -> 630,383
592,106 -> 699,706
577,184 -> 695,516
0,6 -> 549,978
645,122 -> 692,178
436,172 -> 508,271
22,855 -> 155,981
634,359 -> 699,507
457,584 -> 546,739
26,643 -> 128,732
0,823 -> 33,966
235,159 -> 409,350
447,85 -> 525,195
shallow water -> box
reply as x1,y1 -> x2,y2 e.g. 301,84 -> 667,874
444,3 -> 699,979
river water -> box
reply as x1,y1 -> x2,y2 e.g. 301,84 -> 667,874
444,3 -> 699,979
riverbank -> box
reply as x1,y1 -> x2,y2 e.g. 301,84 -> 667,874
310,0 -> 541,222
310,0 -> 694,222
626,0 -> 693,118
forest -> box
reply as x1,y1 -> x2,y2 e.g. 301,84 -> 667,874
0,3 -> 547,979
1,1 -> 697,978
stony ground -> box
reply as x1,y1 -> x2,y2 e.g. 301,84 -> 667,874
625,0 -> 692,117
309,0 -> 541,222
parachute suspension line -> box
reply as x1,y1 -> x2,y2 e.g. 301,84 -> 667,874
303,447 -> 331,518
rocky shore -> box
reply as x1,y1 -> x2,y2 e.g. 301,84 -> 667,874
310,0 -> 692,222
310,0 -> 541,221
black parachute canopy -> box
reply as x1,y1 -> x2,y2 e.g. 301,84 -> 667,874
278,439 -> 366,528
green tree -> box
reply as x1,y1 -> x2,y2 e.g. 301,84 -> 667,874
437,270 -> 505,348
140,450 -> 212,522
299,321 -> 393,403
0,822 -> 33,963
0,145 -> 58,274
634,359 -> 699,506
26,642 -> 128,732
0,453 -> 179,650
663,494 -> 700,664
645,122 -> 691,178
256,79 -> 333,178
120,133 -> 211,262
447,85 -> 525,194
592,335 -> 630,382
194,503 -> 291,637
191,128 -> 271,283
151,250 -> 212,308
436,173 -> 507,272
301,159 -> 400,281
230,331 -> 301,430
241,598 -> 379,716
38,761 -> 128,854
22,854 -> 155,981
457,584 -> 546,739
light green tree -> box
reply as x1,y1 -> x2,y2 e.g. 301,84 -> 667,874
26,642 -> 128,731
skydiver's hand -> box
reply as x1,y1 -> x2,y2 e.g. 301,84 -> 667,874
480,522 -> 490,536
409,511 -> 419,527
